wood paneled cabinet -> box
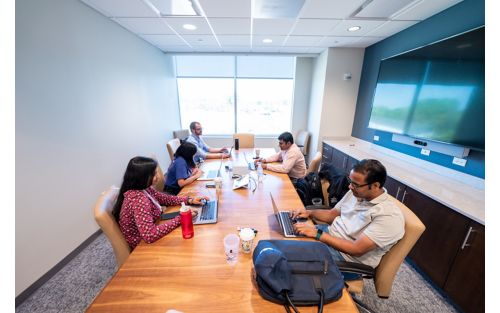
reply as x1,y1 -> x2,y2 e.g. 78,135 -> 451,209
322,143 -> 358,174
386,177 -> 484,313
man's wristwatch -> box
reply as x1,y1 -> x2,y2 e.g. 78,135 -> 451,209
315,228 -> 323,241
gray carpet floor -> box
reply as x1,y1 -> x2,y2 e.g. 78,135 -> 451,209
16,233 -> 459,313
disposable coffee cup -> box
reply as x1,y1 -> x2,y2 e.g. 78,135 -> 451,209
223,234 -> 240,264
239,228 -> 256,254
214,177 -> 223,189
255,149 -> 261,158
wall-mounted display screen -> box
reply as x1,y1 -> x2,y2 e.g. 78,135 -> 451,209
368,26 -> 484,150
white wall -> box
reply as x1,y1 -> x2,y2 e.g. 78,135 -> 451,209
16,0 -> 180,296
305,48 -> 365,161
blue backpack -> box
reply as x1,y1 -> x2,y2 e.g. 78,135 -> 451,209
253,240 -> 344,313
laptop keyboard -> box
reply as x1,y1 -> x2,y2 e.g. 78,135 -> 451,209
279,212 -> 296,236
200,201 -> 216,221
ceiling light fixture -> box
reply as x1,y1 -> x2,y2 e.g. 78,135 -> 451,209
262,38 -> 273,43
183,24 -> 197,30
348,26 -> 361,32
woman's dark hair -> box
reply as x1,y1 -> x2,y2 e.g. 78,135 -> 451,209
174,142 -> 197,168
112,156 -> 158,222
352,159 -> 387,187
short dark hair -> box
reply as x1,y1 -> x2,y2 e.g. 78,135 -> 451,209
174,142 -> 197,168
278,132 -> 294,144
189,121 -> 200,132
352,159 -> 387,187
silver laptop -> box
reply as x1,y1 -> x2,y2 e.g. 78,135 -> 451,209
193,199 -> 218,225
244,153 -> 256,171
270,193 -> 302,238
197,157 -> 224,181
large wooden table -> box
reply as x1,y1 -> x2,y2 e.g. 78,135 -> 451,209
87,148 -> 358,312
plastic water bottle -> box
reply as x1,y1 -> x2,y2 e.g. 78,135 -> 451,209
257,162 -> 264,183
179,202 -> 194,239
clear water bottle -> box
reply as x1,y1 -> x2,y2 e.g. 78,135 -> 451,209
257,162 -> 264,183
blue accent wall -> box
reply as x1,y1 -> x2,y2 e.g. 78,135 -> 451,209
351,0 -> 485,179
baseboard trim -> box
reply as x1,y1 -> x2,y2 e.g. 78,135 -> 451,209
15,229 -> 103,307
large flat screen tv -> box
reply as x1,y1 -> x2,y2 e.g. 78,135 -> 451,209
367,26 -> 485,151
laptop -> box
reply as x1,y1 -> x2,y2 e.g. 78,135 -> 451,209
244,153 -> 256,171
193,199 -> 218,225
197,156 -> 224,181
270,193 -> 303,238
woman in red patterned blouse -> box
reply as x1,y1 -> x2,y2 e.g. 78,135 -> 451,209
112,156 -> 208,249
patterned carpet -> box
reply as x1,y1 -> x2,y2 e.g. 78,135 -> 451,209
16,233 -> 459,313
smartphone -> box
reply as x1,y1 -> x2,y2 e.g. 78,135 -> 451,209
160,211 -> 180,220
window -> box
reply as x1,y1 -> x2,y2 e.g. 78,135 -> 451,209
175,56 -> 295,135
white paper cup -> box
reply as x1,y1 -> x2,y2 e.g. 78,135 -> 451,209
255,149 -> 261,158
239,228 -> 256,253
223,234 -> 240,264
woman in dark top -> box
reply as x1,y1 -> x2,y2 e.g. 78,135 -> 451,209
112,156 -> 207,249
164,142 -> 203,195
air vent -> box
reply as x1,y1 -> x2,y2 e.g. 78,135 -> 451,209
352,0 -> 416,19
253,0 -> 305,18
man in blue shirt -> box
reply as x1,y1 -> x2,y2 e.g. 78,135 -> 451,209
186,121 -> 230,162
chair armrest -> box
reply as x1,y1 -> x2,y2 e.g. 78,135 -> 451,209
335,261 -> 375,279
305,205 -> 331,210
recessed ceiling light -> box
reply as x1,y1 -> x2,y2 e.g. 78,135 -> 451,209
262,38 -> 273,43
183,24 -> 197,30
348,26 -> 361,32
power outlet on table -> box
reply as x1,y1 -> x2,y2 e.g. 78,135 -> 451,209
421,148 -> 430,156
373,135 -> 379,141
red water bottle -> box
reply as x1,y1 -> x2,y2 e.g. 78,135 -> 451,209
180,202 -> 194,239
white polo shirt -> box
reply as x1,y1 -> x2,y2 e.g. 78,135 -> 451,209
327,189 -> 405,268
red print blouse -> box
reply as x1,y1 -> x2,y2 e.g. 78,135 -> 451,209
119,187 -> 187,249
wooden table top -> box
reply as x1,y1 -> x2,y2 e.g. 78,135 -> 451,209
87,148 -> 358,313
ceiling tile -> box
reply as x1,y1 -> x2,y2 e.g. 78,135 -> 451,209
366,20 -> 418,37
182,34 -> 220,46
329,19 -> 386,36
279,46 -> 312,53
222,46 -> 252,52
112,18 -> 174,34
141,34 -> 188,46
291,19 -> 342,36
198,0 -> 251,18
348,36 -> 385,48
393,0 -> 462,21
252,35 -> 287,46
299,0 -> 365,19
251,46 -> 282,53
82,0 -> 157,17
218,35 -> 251,46
252,19 -> 296,36
284,35 -> 323,46
164,17 -> 212,34
319,36 -> 360,47
194,46 -> 224,52
209,18 -> 251,35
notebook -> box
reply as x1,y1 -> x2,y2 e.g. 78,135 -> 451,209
270,193 -> 303,238
193,199 -> 218,225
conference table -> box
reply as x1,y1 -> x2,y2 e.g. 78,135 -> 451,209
87,148 -> 358,313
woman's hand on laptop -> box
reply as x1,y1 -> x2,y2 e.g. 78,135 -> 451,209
290,208 -> 310,219
192,169 -> 203,179
190,195 -> 210,205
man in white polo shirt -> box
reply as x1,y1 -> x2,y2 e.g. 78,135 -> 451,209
292,159 -> 405,271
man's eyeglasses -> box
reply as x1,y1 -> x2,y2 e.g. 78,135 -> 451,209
347,177 -> 371,189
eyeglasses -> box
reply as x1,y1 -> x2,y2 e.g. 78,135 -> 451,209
346,177 -> 371,189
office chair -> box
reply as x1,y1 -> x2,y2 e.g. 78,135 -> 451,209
173,129 -> 189,142
93,187 -> 131,268
306,151 -> 322,174
336,195 -> 426,312
166,138 -> 181,162
233,133 -> 255,148
296,130 -> 311,158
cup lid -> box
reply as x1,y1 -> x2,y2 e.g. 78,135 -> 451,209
239,228 -> 255,240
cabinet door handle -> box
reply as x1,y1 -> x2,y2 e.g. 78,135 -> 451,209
460,227 -> 475,250
401,190 -> 408,203
395,187 -> 401,200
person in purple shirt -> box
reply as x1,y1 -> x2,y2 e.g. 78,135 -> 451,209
164,142 -> 203,195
